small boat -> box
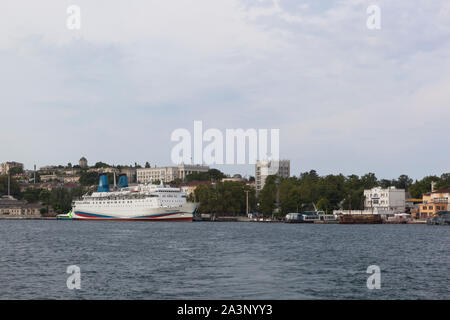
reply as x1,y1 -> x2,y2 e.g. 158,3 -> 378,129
339,214 -> 382,224
285,211 -> 337,223
56,210 -> 73,220
386,213 -> 411,224
427,211 -> 450,225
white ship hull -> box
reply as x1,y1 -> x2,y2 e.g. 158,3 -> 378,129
72,202 -> 197,222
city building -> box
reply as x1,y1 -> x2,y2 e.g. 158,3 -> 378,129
79,157 -> 88,168
418,188 -> 450,219
0,195 -> 43,216
63,176 -> 80,183
39,165 -> 59,172
255,160 -> 290,193
136,164 -> 210,184
40,174 -> 60,183
0,161 -> 24,175
221,174 -> 245,183
88,167 -> 119,174
364,186 -> 406,215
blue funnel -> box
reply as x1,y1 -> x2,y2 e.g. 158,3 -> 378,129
97,173 -> 109,192
118,174 -> 128,188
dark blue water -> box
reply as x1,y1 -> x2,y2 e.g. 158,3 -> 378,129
0,220 -> 448,299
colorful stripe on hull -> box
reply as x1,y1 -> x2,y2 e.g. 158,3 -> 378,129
73,211 -> 192,222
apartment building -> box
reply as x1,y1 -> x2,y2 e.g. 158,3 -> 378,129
255,160 -> 290,193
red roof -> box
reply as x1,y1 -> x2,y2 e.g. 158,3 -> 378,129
432,187 -> 450,194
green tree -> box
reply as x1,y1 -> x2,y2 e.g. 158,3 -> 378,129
79,171 -> 100,186
95,162 -> 110,168
9,166 -> 24,175
23,188 -> 43,203
393,174 -> 413,190
39,189 -> 51,215
0,175 -> 21,197
316,198 -> 330,213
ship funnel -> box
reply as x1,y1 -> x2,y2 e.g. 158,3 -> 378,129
118,174 -> 128,188
97,173 -> 109,192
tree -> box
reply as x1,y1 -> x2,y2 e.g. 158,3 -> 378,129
258,175 -> 278,216
23,188 -> 43,203
9,166 -> 24,175
361,173 -> 378,189
145,162 -> 151,168
39,190 -> 51,215
435,173 -> 450,190
316,198 -> 330,213
208,169 -> 226,181
379,179 -> 392,188
94,162 -> 110,168
0,175 -> 21,197
194,181 -> 255,216
393,175 -> 413,190
79,171 -> 100,186
409,176 -> 440,198
185,169 -> 226,182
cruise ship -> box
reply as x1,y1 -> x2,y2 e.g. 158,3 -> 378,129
69,173 -> 197,221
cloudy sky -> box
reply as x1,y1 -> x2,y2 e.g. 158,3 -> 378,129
1,0 -> 449,180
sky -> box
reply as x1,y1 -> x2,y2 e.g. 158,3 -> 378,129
1,0 -> 449,180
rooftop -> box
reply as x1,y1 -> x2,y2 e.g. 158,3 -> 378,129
432,187 -> 450,194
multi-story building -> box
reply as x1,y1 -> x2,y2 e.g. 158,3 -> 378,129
255,160 -> 290,193
136,164 -> 210,184
0,162 -> 24,175
364,186 -> 406,215
418,188 -> 450,219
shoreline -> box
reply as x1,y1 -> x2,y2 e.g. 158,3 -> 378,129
0,216 -> 56,220
0,215 -> 430,224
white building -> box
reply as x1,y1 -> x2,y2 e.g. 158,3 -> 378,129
255,160 -> 290,193
136,164 -> 210,183
364,186 -> 406,215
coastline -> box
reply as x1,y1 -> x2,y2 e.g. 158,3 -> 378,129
0,215 -> 56,220
0,215 -> 430,223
